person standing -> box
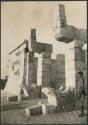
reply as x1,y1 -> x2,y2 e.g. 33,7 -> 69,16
76,71 -> 86,117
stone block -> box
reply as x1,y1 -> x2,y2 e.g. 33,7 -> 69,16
55,25 -> 74,42
25,104 -> 48,117
56,54 -> 65,60
75,49 -> 85,61
74,39 -> 85,48
30,29 -> 37,41
42,71 -> 51,78
25,105 -> 42,117
41,87 -> 58,107
7,96 -> 18,102
42,52 -> 51,58
31,42 -> 44,53
42,78 -> 50,87
56,70 -> 65,73
56,73 -> 65,79
44,43 -> 53,53
56,54 -> 65,65
42,59 -> 51,64
58,4 -> 65,16
51,66 -> 57,71
56,61 -> 65,65
56,65 -> 65,71
41,104 -> 48,115
28,63 -> 34,68
42,64 -> 50,71
28,70 -> 33,75
51,61 -> 57,69
75,61 -> 86,70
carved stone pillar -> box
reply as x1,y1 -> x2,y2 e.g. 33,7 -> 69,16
37,53 -> 43,86
37,52 -> 52,87
42,52 -> 51,87
28,51 -> 34,88
65,40 -> 86,89
22,48 -> 29,95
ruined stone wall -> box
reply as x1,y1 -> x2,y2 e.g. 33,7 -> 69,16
56,54 -> 65,89
30,53 -> 66,89
50,54 -> 65,89
28,53 -> 38,88
50,59 -> 57,88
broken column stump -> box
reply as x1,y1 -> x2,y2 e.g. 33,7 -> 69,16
25,104 -> 47,117
7,96 -> 18,102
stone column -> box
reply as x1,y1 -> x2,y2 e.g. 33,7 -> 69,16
54,4 -> 86,90
28,51 -> 34,88
56,54 -> 65,89
42,52 -> 51,87
37,51 -> 52,87
65,40 -> 86,89
37,53 -> 43,86
22,48 -> 29,95
22,48 -> 28,86
50,59 -> 57,88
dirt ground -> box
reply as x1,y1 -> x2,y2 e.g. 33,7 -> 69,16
1,91 -> 88,124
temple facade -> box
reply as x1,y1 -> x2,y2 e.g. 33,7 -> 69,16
5,4 -> 87,97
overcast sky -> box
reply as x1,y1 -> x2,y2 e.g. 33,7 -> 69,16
1,1 -> 87,77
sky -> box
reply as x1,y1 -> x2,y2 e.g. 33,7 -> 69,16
1,1 -> 87,77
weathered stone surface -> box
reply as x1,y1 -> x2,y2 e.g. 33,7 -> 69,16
56,73 -> 65,79
28,56 -> 38,88
42,78 -> 50,84
42,71 -> 51,78
29,29 -> 53,53
44,43 -> 53,53
51,59 -> 57,68
55,4 -> 86,43
75,61 -> 86,70
7,96 -> 18,102
25,105 -> 42,117
42,87 -> 76,111
42,87 -> 58,107
42,59 -> 51,64
28,53 -> 34,87
56,78 -> 65,89
25,104 -> 48,117
56,54 -> 65,60
42,52 -> 51,58
28,86 -> 41,99
55,25 -> 74,42
30,29 -> 37,41
56,65 -> 65,71
31,42 -> 44,53
75,48 -> 85,61
42,64 -> 50,71
33,57 -> 38,84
